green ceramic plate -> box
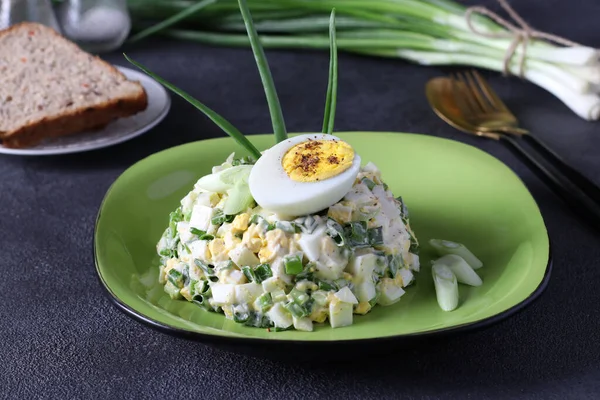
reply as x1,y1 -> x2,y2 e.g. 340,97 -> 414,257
94,132 -> 550,349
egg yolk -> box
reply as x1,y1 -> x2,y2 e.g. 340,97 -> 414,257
282,139 -> 355,182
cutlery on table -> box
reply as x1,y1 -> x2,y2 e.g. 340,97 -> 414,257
425,71 -> 600,230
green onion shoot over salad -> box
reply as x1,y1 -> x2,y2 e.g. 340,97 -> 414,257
322,9 -> 338,135
128,1 -> 482,331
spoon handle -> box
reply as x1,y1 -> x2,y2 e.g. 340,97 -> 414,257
501,135 -> 600,231
521,134 -> 600,204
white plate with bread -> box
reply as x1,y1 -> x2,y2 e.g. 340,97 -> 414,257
0,23 -> 171,156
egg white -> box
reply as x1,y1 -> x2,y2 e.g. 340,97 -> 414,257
248,133 -> 361,217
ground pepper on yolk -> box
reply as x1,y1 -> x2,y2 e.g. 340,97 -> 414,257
282,139 -> 355,182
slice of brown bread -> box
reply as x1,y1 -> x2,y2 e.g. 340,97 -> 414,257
0,22 -> 148,148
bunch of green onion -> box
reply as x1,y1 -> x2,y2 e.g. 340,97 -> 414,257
126,0 -> 600,121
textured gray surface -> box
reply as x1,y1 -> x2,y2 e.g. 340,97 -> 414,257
1,1 -> 600,399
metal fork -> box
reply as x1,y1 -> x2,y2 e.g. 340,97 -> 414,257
453,70 -> 600,206
448,70 -> 600,229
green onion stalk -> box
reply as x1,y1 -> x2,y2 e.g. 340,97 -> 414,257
125,0 -> 600,120
125,0 -> 340,158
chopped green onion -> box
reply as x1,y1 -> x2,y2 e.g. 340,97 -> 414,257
191,296 -> 208,309
408,230 -> 419,254
373,259 -> 386,278
284,255 -> 303,275
295,215 -> 319,234
192,287 -> 212,310
318,280 -> 336,292
237,0 -> 287,143
321,9 -> 338,135
124,55 -> 262,159
218,261 -> 236,273
251,215 -> 274,230
344,221 -> 370,248
386,253 -> 404,278
241,263 -> 272,284
311,291 -> 329,306
244,311 -> 273,328
289,288 -> 311,305
271,289 -> 287,303
231,156 -> 256,166
167,269 -> 184,288
178,264 -> 189,285
159,247 -> 175,259
274,221 -> 297,233
284,301 -> 311,318
334,278 -> 350,289
241,266 -> 257,282
295,264 -> 314,281
255,292 -> 273,312
362,177 -> 376,190
190,227 -> 214,240
432,264 -> 459,312
254,263 -> 273,283
168,207 -> 183,238
194,259 -> 216,277
271,326 -> 293,332
211,209 -> 236,225
429,239 -> 483,269
367,227 -> 384,246
164,281 -> 182,300
396,196 -> 410,221
249,214 -> 264,225
326,218 -> 346,246
433,254 -> 482,287
233,310 -> 250,323
159,248 -> 170,257
286,287 -> 316,318
368,295 -> 379,308
193,280 -> 209,296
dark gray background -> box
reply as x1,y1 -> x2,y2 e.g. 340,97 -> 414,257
1,1 -> 600,399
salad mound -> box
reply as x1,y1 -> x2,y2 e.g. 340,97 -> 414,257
157,152 -> 420,331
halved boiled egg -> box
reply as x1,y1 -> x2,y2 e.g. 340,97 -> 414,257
248,133 -> 361,217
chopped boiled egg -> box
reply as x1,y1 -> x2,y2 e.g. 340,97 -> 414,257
329,298 -> 353,328
208,239 -> 229,262
228,244 -> 260,268
377,278 -> 406,306
189,240 -> 210,263
223,231 -> 242,251
231,213 -> 250,234
176,221 -> 194,243
189,204 -> 215,232
220,269 -> 247,284
354,301 -> 372,315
